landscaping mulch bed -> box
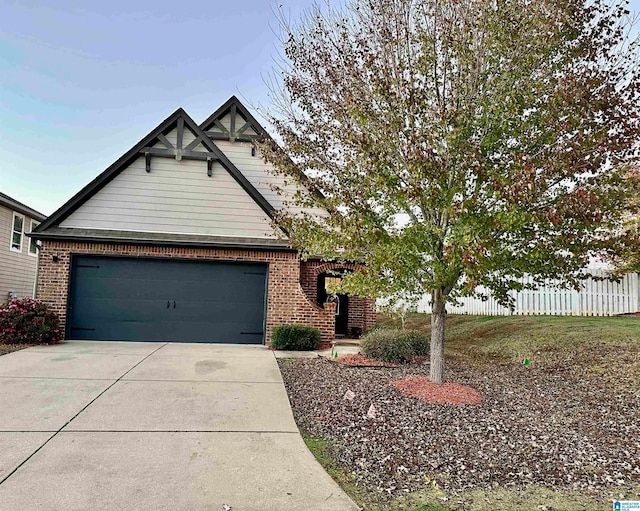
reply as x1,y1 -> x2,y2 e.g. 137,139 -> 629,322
0,344 -> 32,357
332,354 -> 402,367
390,376 -> 484,405
331,353 -> 429,368
278,357 -> 640,497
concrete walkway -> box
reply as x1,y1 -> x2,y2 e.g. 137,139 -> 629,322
272,344 -> 361,359
0,341 -> 359,511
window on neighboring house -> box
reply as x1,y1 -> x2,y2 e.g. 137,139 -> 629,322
10,213 -> 24,252
29,220 -> 40,255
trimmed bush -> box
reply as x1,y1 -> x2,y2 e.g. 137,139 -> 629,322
271,324 -> 321,351
401,329 -> 430,356
360,328 -> 410,362
0,298 -> 62,345
360,328 -> 429,363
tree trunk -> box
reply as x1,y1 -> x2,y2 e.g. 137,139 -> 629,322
430,290 -> 446,384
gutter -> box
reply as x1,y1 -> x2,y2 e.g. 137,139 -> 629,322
27,232 -> 297,253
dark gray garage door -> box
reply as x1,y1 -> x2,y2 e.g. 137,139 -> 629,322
67,256 -> 268,343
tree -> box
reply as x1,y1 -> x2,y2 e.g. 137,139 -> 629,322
607,166 -> 640,274
261,0 -> 640,383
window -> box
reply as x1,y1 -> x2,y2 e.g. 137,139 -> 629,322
10,213 -> 24,252
29,220 -> 40,255
324,276 -> 342,291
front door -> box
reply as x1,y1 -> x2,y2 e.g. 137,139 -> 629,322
333,293 -> 349,336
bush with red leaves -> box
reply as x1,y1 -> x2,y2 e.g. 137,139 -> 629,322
0,298 -> 62,345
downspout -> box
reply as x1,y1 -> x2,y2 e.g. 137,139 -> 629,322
32,243 -> 40,299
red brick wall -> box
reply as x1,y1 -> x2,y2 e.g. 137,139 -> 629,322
36,241 -> 337,348
300,260 -> 377,335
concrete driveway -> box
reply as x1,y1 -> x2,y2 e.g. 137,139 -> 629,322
0,341 -> 359,511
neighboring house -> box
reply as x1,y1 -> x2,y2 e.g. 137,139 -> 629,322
0,192 -> 47,301
32,97 -> 376,347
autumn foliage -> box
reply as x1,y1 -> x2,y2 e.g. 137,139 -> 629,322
263,0 -> 640,382
0,298 -> 62,345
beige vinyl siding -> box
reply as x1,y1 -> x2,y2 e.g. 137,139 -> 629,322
0,206 -> 39,301
153,127 -> 207,152
163,127 -> 178,148
219,114 -> 232,131
216,114 -> 258,137
213,140 -> 327,218
60,156 -> 278,238
181,127 -> 207,151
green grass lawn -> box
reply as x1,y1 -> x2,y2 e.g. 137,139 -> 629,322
381,313 -> 640,361
380,313 -> 640,391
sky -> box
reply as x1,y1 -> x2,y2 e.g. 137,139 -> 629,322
0,0 -> 316,215
1,0 -> 639,216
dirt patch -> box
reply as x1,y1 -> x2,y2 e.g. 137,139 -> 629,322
390,376 -> 484,405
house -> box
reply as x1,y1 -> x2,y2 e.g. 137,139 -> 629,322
31,97 -> 376,347
0,192 -> 47,302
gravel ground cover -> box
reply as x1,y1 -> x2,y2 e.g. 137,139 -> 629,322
279,356 -> 640,499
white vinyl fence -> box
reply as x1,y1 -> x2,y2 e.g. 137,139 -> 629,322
417,271 -> 640,317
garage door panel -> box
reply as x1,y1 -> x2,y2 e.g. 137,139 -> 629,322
176,288 -> 268,306
71,320 -> 179,342
168,272 -> 267,300
73,278 -> 174,300
68,256 -> 267,343
71,298 -> 171,323
74,257 -> 165,280
173,301 -> 265,324
171,321 -> 263,344
109,321 -> 177,343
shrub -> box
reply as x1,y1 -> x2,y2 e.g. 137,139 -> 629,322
401,329 -> 430,356
0,298 -> 62,345
271,324 -> 321,351
360,328 -> 429,363
361,328 -> 411,362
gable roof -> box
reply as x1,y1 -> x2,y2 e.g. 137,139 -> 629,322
199,95 -> 267,142
35,107 -> 278,236
201,96 -> 327,204
0,192 -> 46,222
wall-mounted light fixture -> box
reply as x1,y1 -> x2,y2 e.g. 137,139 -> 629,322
52,255 -> 59,263
251,147 -> 256,157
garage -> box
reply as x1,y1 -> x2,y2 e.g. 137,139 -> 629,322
67,255 -> 268,343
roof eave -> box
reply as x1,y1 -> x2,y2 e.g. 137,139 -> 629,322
0,193 -> 47,222
29,232 -> 296,253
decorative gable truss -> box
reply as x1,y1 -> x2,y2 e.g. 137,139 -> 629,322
199,96 -> 329,220
143,117 -> 219,177
200,96 -> 263,143
35,108 -> 279,235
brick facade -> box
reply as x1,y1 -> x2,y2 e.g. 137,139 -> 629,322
300,260 -> 377,336
36,241 -> 338,348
